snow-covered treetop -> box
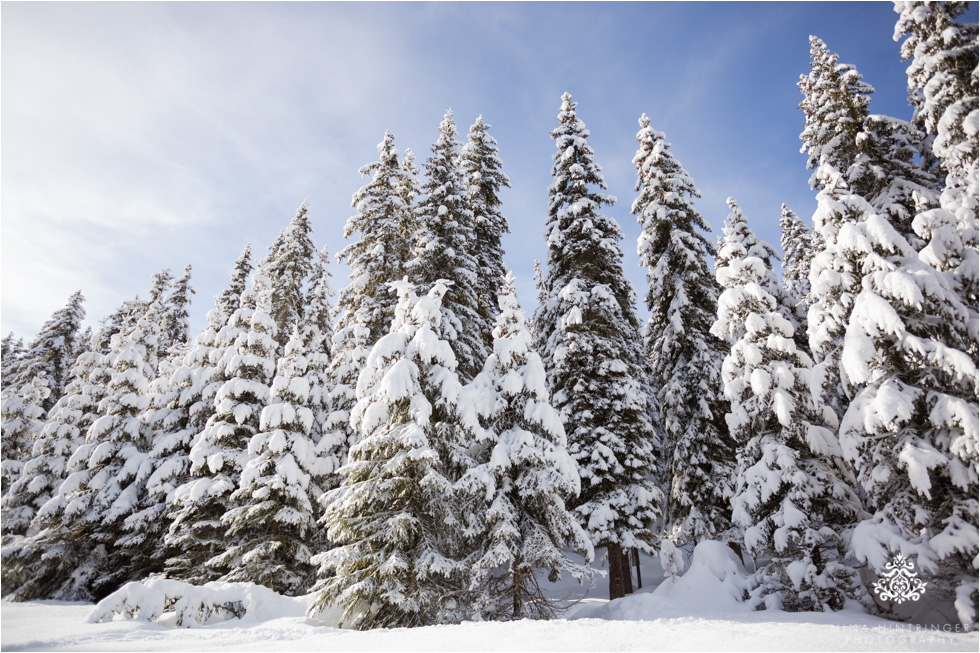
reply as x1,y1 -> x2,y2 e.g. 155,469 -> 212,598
798,36 -> 875,183
216,244 -> 254,320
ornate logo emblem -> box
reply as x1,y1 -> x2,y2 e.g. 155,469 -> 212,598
872,554 -> 927,604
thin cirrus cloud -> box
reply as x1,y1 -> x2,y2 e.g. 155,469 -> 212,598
2,2 -> 914,341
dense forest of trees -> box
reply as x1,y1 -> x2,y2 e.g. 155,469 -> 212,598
2,1 -> 977,631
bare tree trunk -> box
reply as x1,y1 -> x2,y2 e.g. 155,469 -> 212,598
622,549 -> 634,594
634,549 -> 642,589
608,542 -> 626,600
513,554 -> 523,619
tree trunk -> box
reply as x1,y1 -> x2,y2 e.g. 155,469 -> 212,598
634,549 -> 642,589
622,549 -> 634,594
608,542 -> 626,600
513,554 -> 523,619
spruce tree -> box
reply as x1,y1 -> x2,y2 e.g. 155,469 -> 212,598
216,326 -> 321,594
8,271 -> 169,600
461,115 -> 511,353
324,131 -> 417,476
1,349 -> 102,544
0,374 -> 50,494
409,109 -> 487,382
779,204 -> 814,324
163,246 -> 256,581
799,37 -> 878,421
308,280 -> 464,629
457,272 -> 594,620
159,264 -> 195,356
263,202 -> 318,350
1,332 -> 25,390
630,113 -> 733,548
712,198 -> 863,612
13,291 -> 86,412
834,196 -> 979,629
894,1 -> 979,329
533,93 -> 662,600
168,268 -> 276,583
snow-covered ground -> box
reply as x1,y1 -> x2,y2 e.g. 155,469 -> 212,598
3,543 -> 976,652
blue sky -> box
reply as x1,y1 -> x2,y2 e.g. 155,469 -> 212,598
1,1 -> 915,341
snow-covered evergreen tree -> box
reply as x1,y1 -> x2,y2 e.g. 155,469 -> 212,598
304,246 -> 335,442
308,279 -> 464,629
1,374 -> 50,494
162,247 -> 256,582
630,113 -> 733,548
833,195 -> 980,629
799,37 -> 878,421
159,264 -> 195,356
456,272 -> 594,620
323,131 -> 417,483
0,338 -> 111,593
215,326 -> 321,594
304,248 -> 341,501
461,115 -> 511,353
1,347 -> 104,546
263,202 -> 317,350
409,109 -> 487,382
12,291 -> 86,412
712,198 -> 863,612
9,271 -> 170,600
93,297 -> 144,356
167,268 -> 277,583
779,203 -> 814,321
533,93 -> 662,600
219,245 -> 255,318
1,332 -> 25,390
894,0 -> 979,332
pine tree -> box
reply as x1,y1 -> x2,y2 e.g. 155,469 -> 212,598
324,131 -> 418,473
779,204 -> 815,320
263,203 -> 318,349
1,332 -> 25,390
1,348 -> 103,545
456,272 -> 594,620
799,37 -> 878,422
304,247 -> 335,444
13,291 -> 86,413
159,264 -> 195,356
308,280 -> 464,629
533,93 -> 662,600
8,271 -> 169,600
93,297 -> 144,355
712,198 -> 863,612
162,246 -> 257,582
216,326 -> 322,594
1,374 -> 50,494
630,113 -> 733,548
894,1 -> 979,329
833,196 -> 980,629
304,248 -> 343,505
0,344 -> 111,600
461,115 -> 511,353
409,109 -> 487,382
167,268 -> 276,583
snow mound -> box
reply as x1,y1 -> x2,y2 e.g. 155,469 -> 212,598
574,541 -> 749,621
88,578 -> 315,627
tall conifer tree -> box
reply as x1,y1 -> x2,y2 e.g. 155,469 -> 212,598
533,93 -> 662,599
631,113 -> 733,548
409,109 -> 486,382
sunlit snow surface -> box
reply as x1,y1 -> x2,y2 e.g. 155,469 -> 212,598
3,543 -> 977,651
